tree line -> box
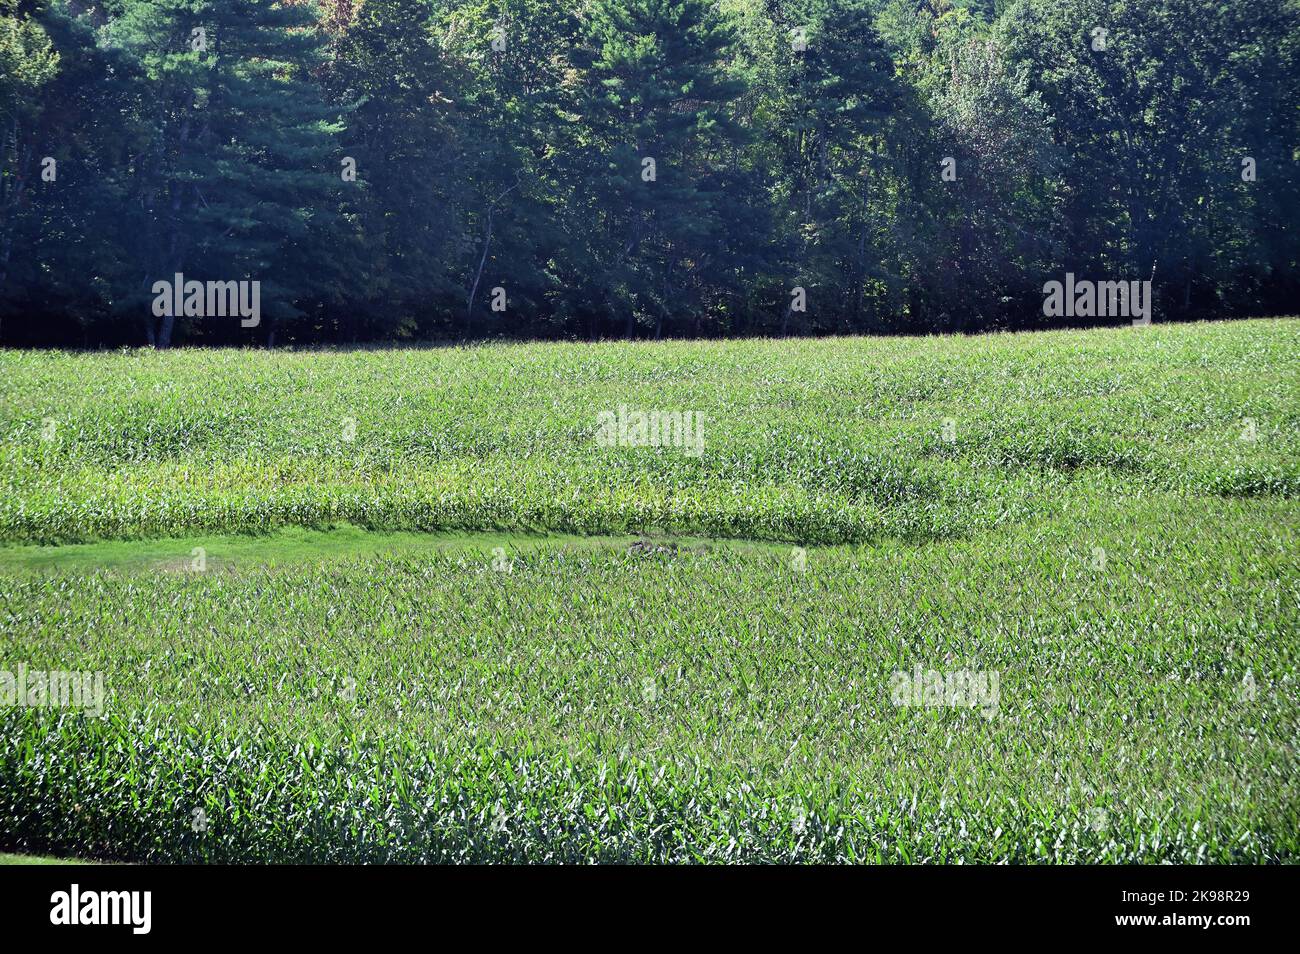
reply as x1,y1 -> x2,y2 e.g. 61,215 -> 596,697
2,0 -> 1297,347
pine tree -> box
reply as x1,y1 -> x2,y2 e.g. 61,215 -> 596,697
329,0 -> 465,340
576,0 -> 749,338
438,0 -> 586,338
1,1 -> 142,345
774,0 -> 906,332
0,0 -> 59,308
107,0 -> 343,346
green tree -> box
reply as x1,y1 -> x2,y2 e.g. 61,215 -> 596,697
0,0 -> 59,307
1,1 -> 144,345
915,6 -> 1061,329
576,0 -> 753,338
1002,0 -> 1300,319
759,0 -> 911,333
440,0 -> 587,338
328,0 -> 467,341
107,0 -> 344,346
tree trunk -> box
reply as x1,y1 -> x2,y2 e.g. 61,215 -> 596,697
0,230 -> 12,340
157,312 -> 175,349
466,207 -> 493,328
466,180 -> 520,332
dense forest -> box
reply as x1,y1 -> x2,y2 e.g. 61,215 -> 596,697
2,0 -> 1297,347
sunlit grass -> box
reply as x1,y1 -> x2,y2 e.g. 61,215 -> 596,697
0,319 -> 1295,545
0,319 -> 1295,862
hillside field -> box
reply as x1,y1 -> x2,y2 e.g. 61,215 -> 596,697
0,319 -> 1296,862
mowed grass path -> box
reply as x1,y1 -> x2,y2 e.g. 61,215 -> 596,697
0,319 -> 1296,862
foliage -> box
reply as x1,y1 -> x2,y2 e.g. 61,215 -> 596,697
0,492 -> 1295,862
1,317 -> 1295,545
2,0 -> 1296,345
